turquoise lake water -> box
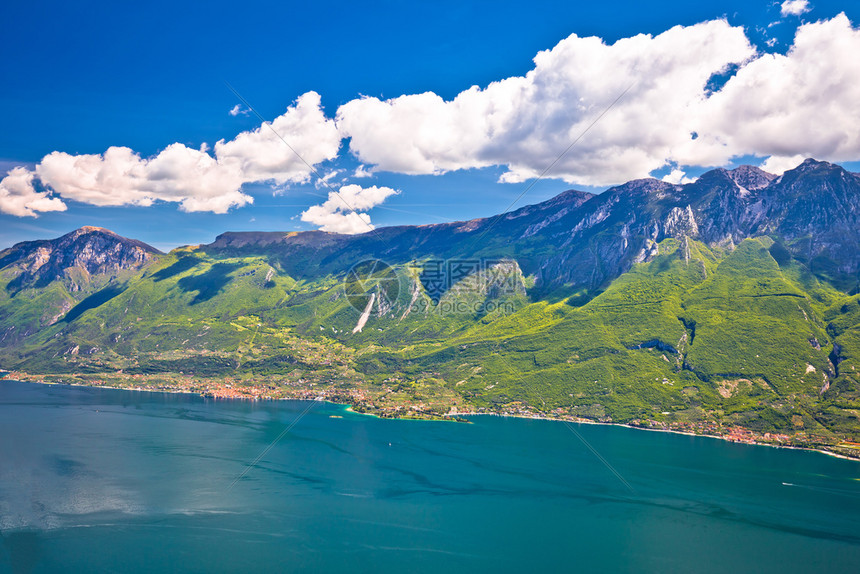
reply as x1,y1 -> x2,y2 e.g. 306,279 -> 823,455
1,379 -> 859,573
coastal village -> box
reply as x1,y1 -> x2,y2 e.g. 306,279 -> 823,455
5,369 -> 857,459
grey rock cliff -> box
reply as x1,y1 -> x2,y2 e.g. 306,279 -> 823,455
0,226 -> 161,291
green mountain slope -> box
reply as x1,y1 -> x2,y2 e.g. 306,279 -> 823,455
3,160 -> 860,456
2,232 -> 859,455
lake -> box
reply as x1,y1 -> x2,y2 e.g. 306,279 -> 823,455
1,379 -> 859,573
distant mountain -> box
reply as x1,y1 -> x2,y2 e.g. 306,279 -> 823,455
0,227 -> 160,341
2,160 -> 860,457
0,226 -> 160,292
205,159 -> 860,293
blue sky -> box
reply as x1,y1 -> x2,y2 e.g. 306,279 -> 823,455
2,0 -> 860,251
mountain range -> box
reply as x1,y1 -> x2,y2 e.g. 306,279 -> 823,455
2,159 -> 859,456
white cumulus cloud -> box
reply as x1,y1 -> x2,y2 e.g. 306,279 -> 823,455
336,20 -> 756,186
300,184 -> 398,234
337,15 -> 860,187
781,0 -> 811,17
0,167 -> 67,217
698,14 -> 860,168
214,92 -> 340,186
36,144 -> 251,213
3,92 -> 340,217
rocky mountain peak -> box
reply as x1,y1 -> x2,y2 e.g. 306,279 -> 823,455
74,225 -> 113,237
778,158 -> 851,183
797,157 -> 829,170
616,178 -> 674,195
0,227 -> 161,291
726,165 -> 776,191
771,158 -> 859,195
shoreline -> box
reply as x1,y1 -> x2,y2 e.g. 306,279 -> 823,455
3,374 -> 857,462
446,410 -> 860,462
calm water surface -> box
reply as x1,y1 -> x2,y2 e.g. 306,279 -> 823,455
1,379 -> 859,573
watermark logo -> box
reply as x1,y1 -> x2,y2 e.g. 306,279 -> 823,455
420,258 -> 522,302
343,258 -> 522,315
343,259 -> 401,312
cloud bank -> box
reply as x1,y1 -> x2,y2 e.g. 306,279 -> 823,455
337,15 -> 860,186
2,92 -> 340,216
337,20 -> 756,186
697,14 -> 860,171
